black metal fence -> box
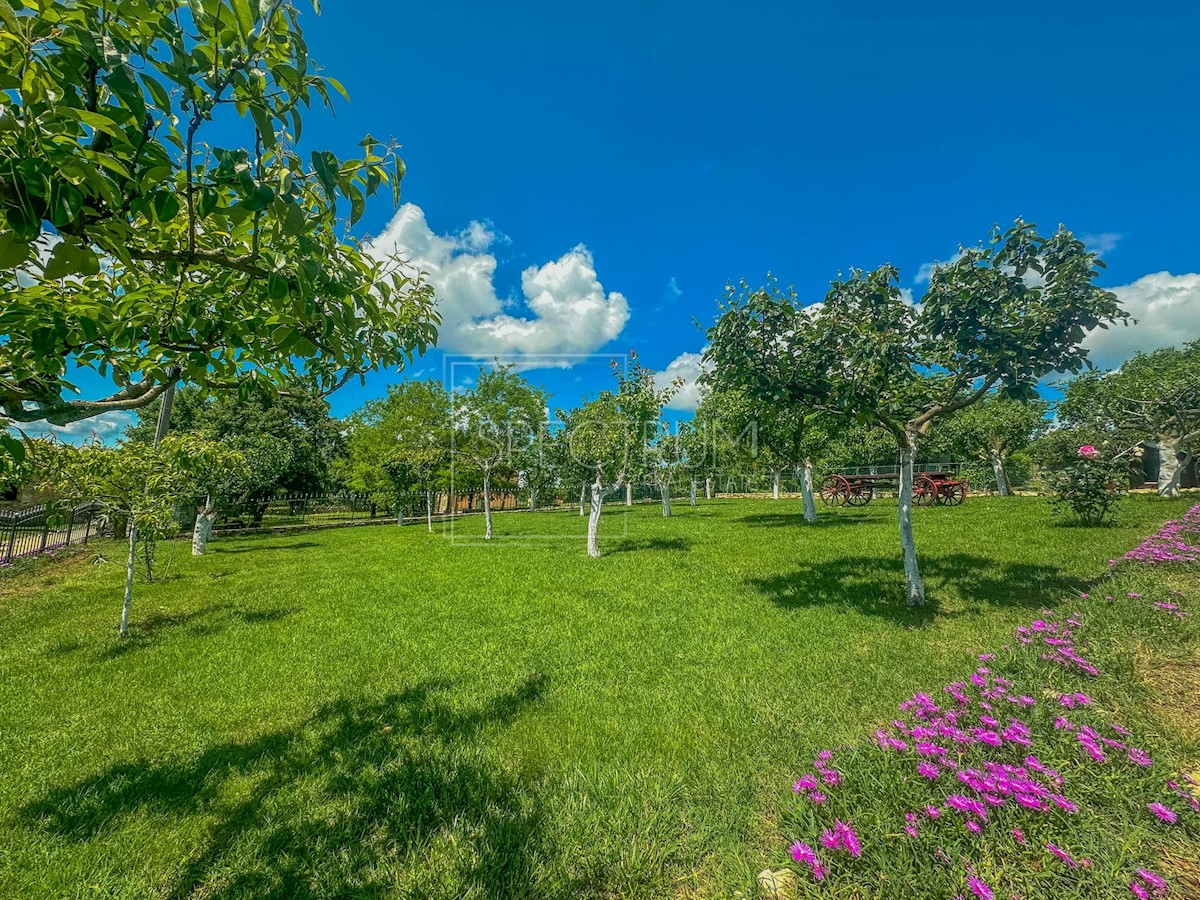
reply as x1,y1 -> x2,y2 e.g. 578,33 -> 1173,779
0,502 -> 102,566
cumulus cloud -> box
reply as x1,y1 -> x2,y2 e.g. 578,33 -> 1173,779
17,410 -> 135,445
655,351 -> 708,412
1082,272 -> 1200,369
366,204 -> 629,362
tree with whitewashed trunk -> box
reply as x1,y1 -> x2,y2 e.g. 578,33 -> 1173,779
649,421 -> 686,517
453,367 -> 547,541
699,339 -> 823,523
566,356 -> 675,558
1058,341 -> 1200,498
706,222 -> 1127,607
32,435 -> 237,636
935,395 -> 1049,496
686,385 -> 758,502
340,380 -> 452,532
188,434 -> 278,555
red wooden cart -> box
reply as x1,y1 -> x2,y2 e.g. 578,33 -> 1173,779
818,471 -> 969,507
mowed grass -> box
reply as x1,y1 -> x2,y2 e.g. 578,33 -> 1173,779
0,494 -> 1192,899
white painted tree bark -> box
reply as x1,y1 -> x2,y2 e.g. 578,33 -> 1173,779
660,481 -> 671,517
799,459 -> 816,523
587,476 -> 604,558
772,470 -> 781,500
579,482 -> 587,516
705,475 -> 712,500
690,477 -> 697,506
119,521 -> 137,637
1157,438 -> 1187,497
482,470 -> 493,540
529,486 -> 537,511
989,448 -> 1009,496
625,483 -> 632,506
426,489 -> 434,532
192,497 -> 216,555
898,435 -> 926,607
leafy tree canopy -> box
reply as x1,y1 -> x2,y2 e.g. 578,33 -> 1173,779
0,0 -> 437,435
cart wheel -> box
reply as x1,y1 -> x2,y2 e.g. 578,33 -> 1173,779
914,475 -> 937,506
847,485 -> 872,506
819,475 -> 850,506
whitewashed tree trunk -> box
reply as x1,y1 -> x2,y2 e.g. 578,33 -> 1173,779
772,470 -> 781,500
660,481 -> 671,517
587,476 -> 604,558
192,497 -> 216,555
625,483 -> 632,506
579,482 -> 587,516
898,435 -> 926,608
1157,438 -> 1187,497
426,489 -> 434,532
483,470 -> 493,540
396,500 -> 404,526
529,487 -> 537,511
690,477 -> 697,506
120,521 -> 137,637
989,448 -> 1009,496
705,475 -> 713,499
800,459 -> 816,523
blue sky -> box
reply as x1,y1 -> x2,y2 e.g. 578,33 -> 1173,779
35,0 -> 1200,440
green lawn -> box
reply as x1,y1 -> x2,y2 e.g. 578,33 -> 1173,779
0,494 -> 1192,899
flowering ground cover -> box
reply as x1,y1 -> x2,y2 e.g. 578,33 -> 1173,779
778,503 -> 1200,898
0,495 -> 1195,898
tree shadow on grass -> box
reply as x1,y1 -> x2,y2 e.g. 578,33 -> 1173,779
607,536 -> 692,554
210,540 -> 323,554
85,604 -> 301,661
21,674 -> 552,899
747,552 -> 1077,627
734,510 -> 875,528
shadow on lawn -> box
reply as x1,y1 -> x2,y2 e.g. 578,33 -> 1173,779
607,536 -> 692,554
210,540 -> 323,554
749,552 -> 1076,626
87,603 -> 300,660
734,510 -> 874,528
21,674 -> 552,899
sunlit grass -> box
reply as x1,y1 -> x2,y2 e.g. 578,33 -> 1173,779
0,494 -> 1192,898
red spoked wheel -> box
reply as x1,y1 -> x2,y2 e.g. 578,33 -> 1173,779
846,480 -> 873,505
937,481 -> 968,505
819,475 -> 852,506
914,474 -> 938,506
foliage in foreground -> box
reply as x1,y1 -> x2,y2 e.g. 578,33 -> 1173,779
778,507 -> 1200,899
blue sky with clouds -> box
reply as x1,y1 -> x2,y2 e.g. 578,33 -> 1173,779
33,0 -> 1200,441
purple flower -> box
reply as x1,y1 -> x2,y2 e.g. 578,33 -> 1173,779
917,761 -> 941,780
1011,827 -> 1026,844
1147,802 -> 1177,824
1046,843 -> 1080,867
966,874 -> 994,900
793,775 -> 818,793
789,841 -> 825,881
834,819 -> 862,858
1128,747 -> 1152,767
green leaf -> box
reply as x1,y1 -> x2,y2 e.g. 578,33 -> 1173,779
268,274 -> 289,300
311,150 -> 339,198
44,240 -> 100,279
232,0 -> 257,39
63,108 -> 124,138
0,229 -> 30,268
153,191 -> 181,222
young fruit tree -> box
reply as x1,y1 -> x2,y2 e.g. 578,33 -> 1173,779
33,435 -> 242,635
567,356 -> 676,557
1058,341 -> 1200,497
0,0 -> 437,452
188,433 -> 284,554
452,367 -> 547,540
706,222 -> 1127,606
649,421 -> 685,517
935,395 -> 1049,496
341,380 -> 452,530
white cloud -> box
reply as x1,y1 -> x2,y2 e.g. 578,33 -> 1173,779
16,410 -> 135,445
1082,232 -> 1123,256
366,204 -> 629,362
1082,272 -> 1200,369
655,351 -> 708,412
914,250 -> 968,285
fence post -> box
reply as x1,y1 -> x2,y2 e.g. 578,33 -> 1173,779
38,511 -> 50,553
4,515 -> 15,562
83,507 -> 93,545
64,507 -> 75,547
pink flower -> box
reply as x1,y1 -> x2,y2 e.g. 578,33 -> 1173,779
917,761 -> 941,780
966,874 -> 995,900
1147,802 -> 1177,824
1128,747 -> 1152,767
789,841 -> 825,881
1011,827 -> 1026,844
1077,445 -> 1100,458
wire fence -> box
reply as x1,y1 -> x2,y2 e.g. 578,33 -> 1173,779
0,502 -> 103,566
